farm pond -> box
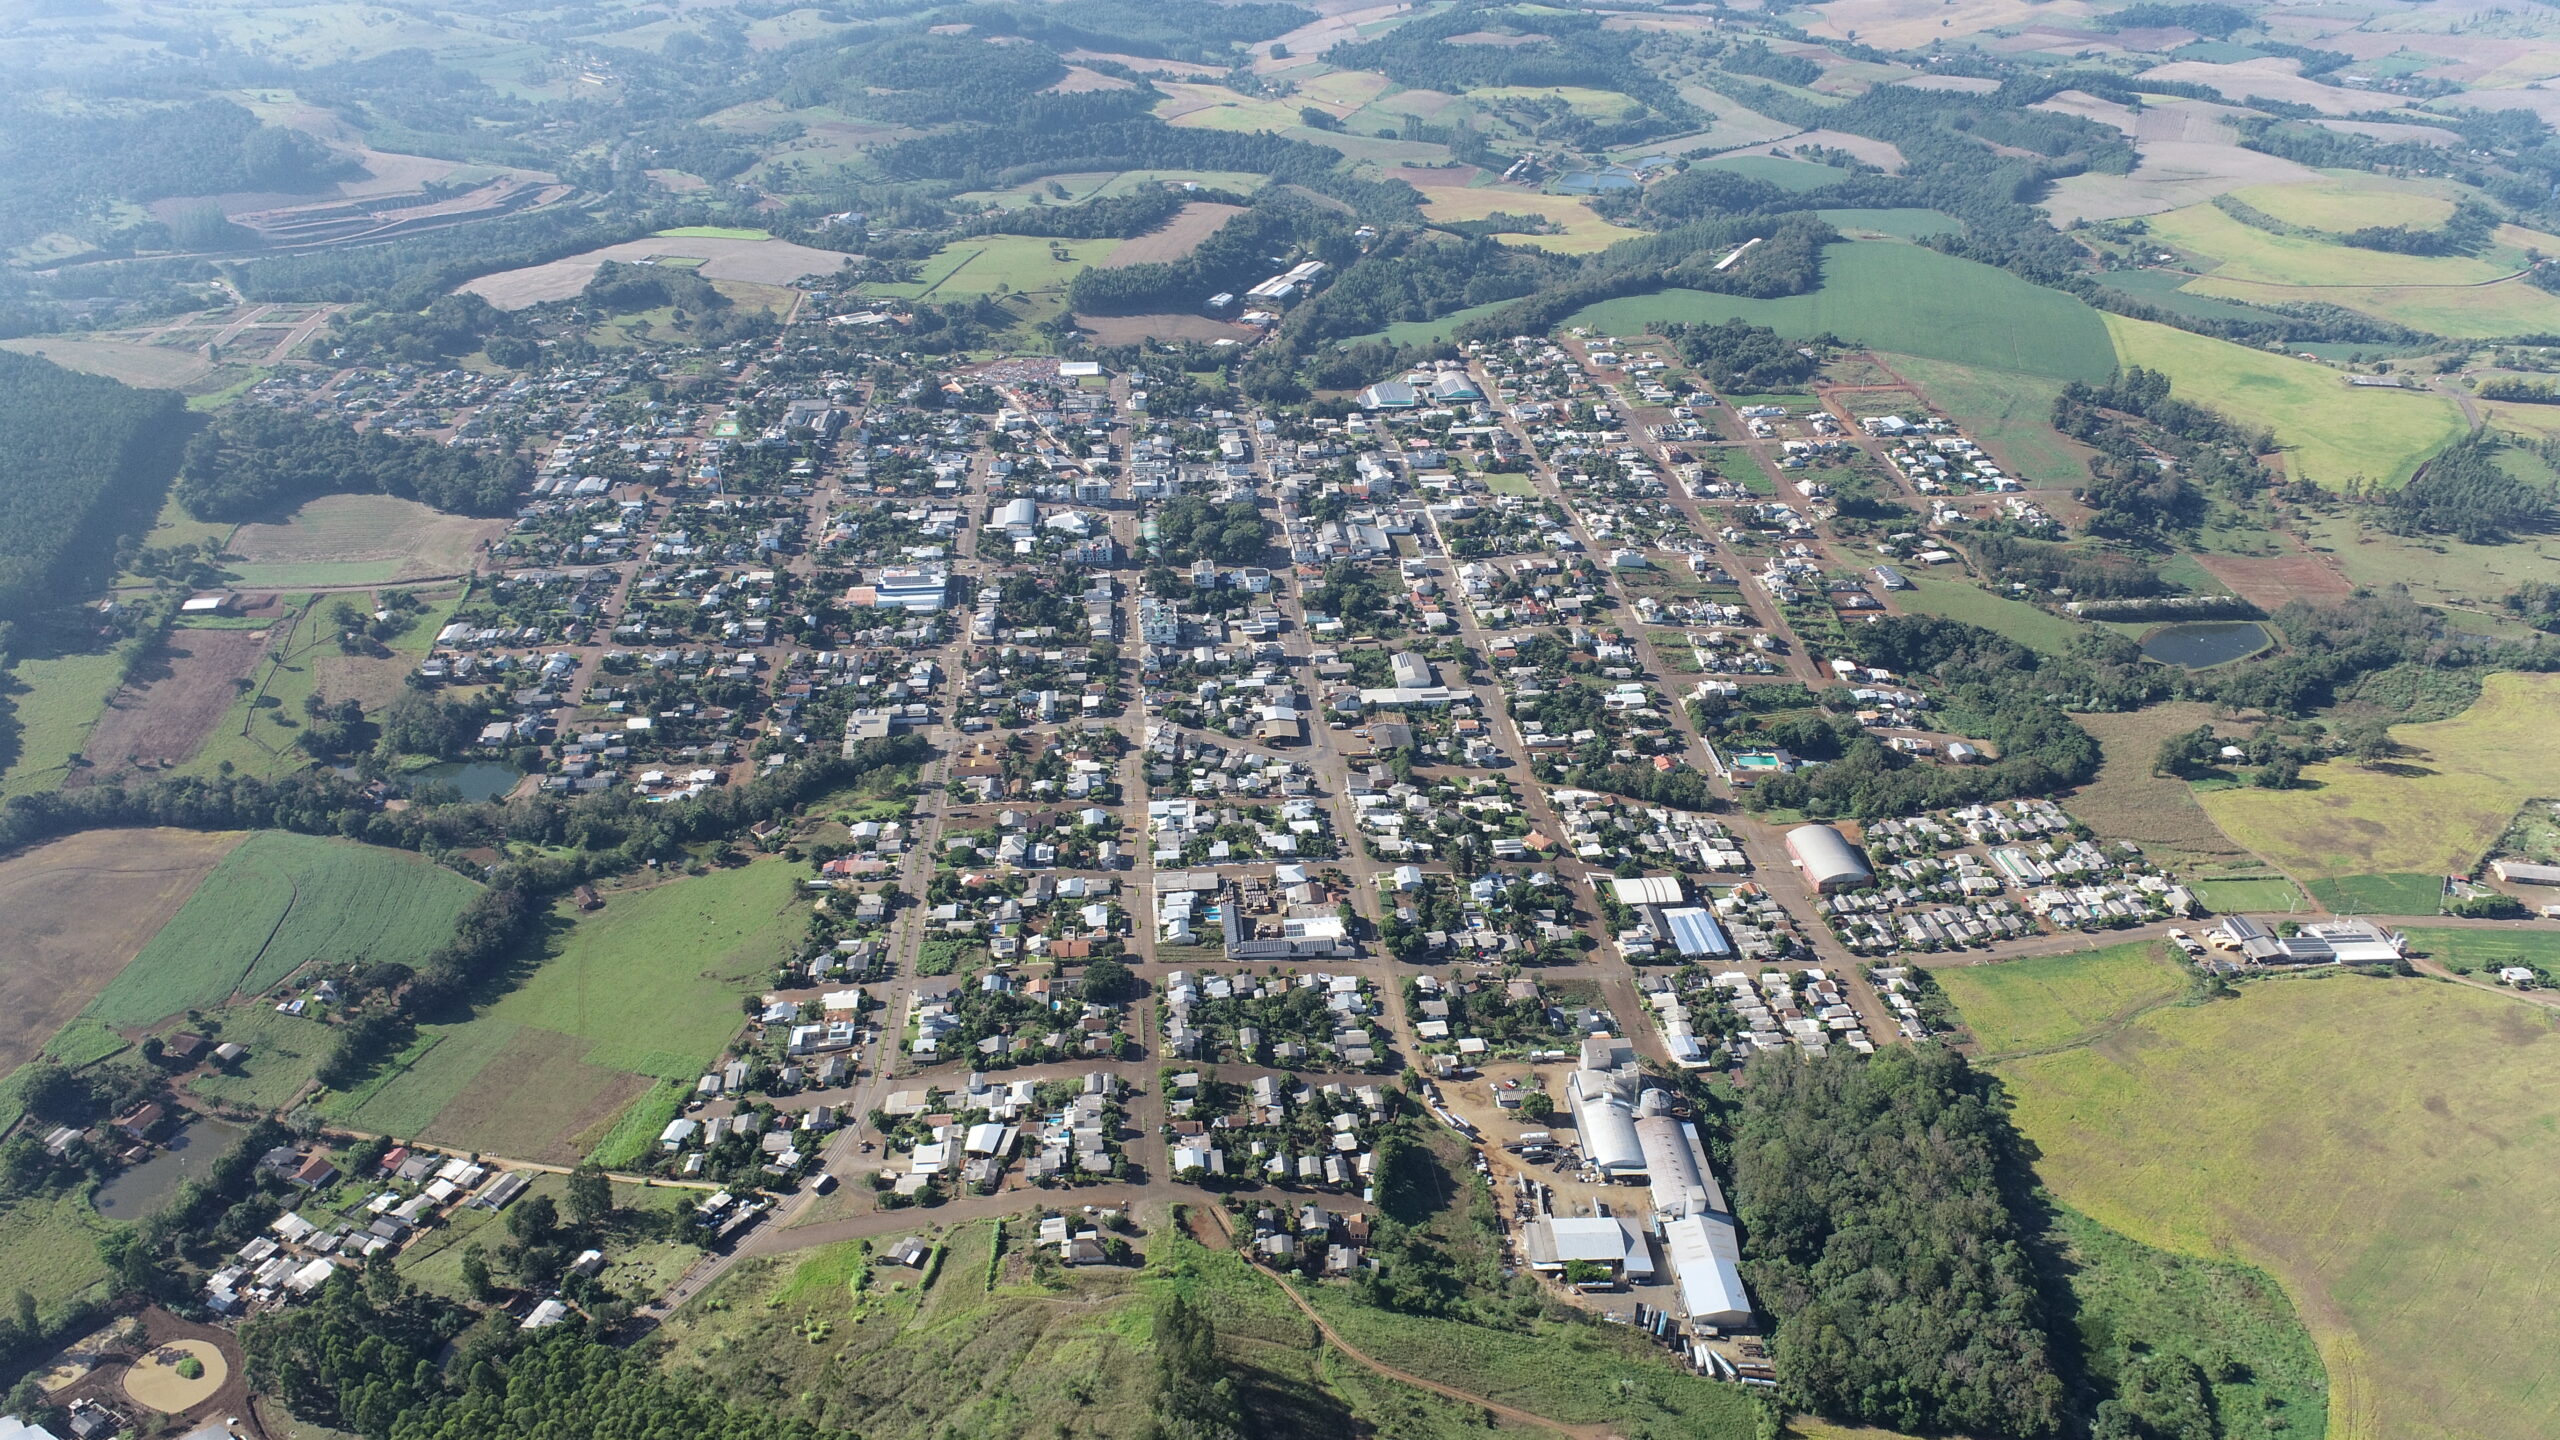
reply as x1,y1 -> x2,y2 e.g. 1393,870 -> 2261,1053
93,1117 -> 246,1219
2139,621 -> 2272,668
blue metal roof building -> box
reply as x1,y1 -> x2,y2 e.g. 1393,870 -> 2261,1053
1661,907 -> 1730,958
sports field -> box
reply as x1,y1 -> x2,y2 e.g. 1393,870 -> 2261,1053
864,236 -> 1121,301
88,831 -> 479,1027
2395,926 -> 2560,975
2001,974 -> 2560,1440
328,860 -> 798,1161
1933,940 -> 2191,1057
2202,672 -> 2560,883
2103,314 -> 2465,489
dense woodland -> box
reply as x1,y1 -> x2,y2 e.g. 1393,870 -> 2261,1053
176,407 -> 530,522
0,353 -> 187,627
1733,1046 -> 2065,1439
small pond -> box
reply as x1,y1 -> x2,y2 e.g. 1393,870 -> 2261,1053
406,760 -> 521,802
2139,620 -> 2273,669
93,1117 -> 247,1219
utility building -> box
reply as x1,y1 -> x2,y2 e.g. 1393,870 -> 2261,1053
1783,823 -> 1873,892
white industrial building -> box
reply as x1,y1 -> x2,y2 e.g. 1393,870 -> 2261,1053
1566,1067 -> 1645,1178
1661,1214 -> 1752,1327
1783,823 -> 1873,892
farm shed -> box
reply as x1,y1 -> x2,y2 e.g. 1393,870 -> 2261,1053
1783,824 -> 1873,893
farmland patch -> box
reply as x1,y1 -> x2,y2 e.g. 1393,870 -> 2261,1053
1095,202 -> 1247,268
1576,243 -> 2118,383
88,830 -> 478,1026
0,828 -> 241,1074
224,495 -> 504,587
73,626 -> 273,783
1934,939 -> 2192,1057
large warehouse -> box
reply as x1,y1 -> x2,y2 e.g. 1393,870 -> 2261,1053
1567,1068 -> 1645,1177
1783,823 -> 1874,893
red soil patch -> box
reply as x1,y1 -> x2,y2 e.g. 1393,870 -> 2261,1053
1098,201 -> 1246,268
2197,551 -> 2353,612
1076,313 -> 1259,345
75,628 -> 272,781
1384,164 -> 1486,189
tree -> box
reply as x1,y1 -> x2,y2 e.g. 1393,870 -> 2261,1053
2151,725 -> 2219,779
1079,956 -> 1133,1005
1517,1091 -> 1556,1124
564,1165 -> 613,1228
459,1245 -> 496,1303
2337,717 -> 2395,765
1562,1259 -> 1611,1285
507,1192 -> 559,1247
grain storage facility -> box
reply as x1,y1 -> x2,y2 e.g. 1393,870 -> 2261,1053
1783,823 -> 1873,893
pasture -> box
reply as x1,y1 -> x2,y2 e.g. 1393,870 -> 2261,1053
89,830 -> 479,1027
2149,201 -> 2518,289
2000,973 -> 2560,1440
1576,243 -> 2119,383
0,828 -> 241,1074
224,495 -> 503,588
2304,510 -> 2560,612
184,1005 -> 337,1112
864,236 -> 1120,300
2202,673 -> 2560,883
1933,940 -> 2191,1057
2068,702 -> 2255,866
1893,574 -> 2086,653
329,860 -> 797,1162
0,651 -> 122,798
1412,187 -> 1634,254
1692,154 -> 1841,192
2227,178 -> 2456,232
2103,314 -> 2464,488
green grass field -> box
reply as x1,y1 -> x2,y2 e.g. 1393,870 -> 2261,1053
185,1005 -> 339,1111
2150,200 -> 2520,289
1694,154 -> 1842,192
1813,207 -> 1959,239
2228,181 -> 2455,234
655,226 -> 771,240
1482,473 -> 1539,497
1876,352 -> 2088,484
2302,873 -> 2445,915
0,1191 -> 112,1315
2001,973 -> 2560,1440
328,861 -> 798,1161
1934,941 -> 2192,1057
2394,926 -> 2560,974
2049,1203 -> 2328,1440
2194,877 -> 2308,914
0,650 -> 121,798
1576,243 -> 2119,384
2204,673 -> 2560,885
2104,314 -> 2465,489
87,831 -> 479,1027
864,236 -> 1119,301
1894,573 -> 2089,653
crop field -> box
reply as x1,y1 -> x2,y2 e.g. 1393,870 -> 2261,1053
224,495 -> 504,587
0,828 -> 241,1077
2068,702 -> 2256,865
2000,974 -> 2560,1440
89,831 -> 478,1027
2395,926 -> 2560,974
1875,353 -> 2087,482
0,1192 -> 113,1314
2150,201 -> 2517,289
1577,243 -> 2118,383
0,335 -> 216,390
1155,82 -> 1307,132
1934,940 -> 2192,1057
1893,573 -> 2087,653
2196,271 -> 2560,338
2203,673 -> 2560,883
331,860 -> 797,1161
1412,187 -> 1633,254
0,651 -> 123,798
2104,315 -> 2464,488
